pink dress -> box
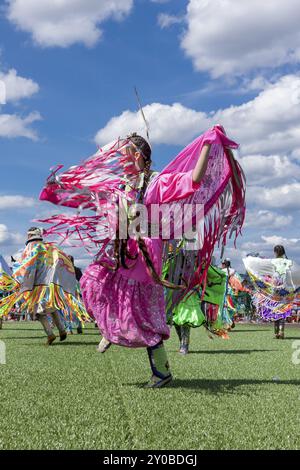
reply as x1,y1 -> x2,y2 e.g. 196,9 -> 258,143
80,169 -> 200,348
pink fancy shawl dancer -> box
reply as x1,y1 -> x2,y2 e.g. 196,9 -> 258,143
39,125 -> 246,388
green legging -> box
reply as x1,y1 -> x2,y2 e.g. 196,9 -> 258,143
146,341 -> 171,379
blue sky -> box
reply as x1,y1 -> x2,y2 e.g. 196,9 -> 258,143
0,0 -> 300,271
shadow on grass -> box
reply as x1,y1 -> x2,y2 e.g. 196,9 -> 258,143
3,336 -> 45,340
168,378 -> 300,392
126,378 -> 300,393
230,329 -> 269,332
185,349 -> 276,355
0,328 -> 39,331
79,332 -> 101,336
51,341 -> 100,347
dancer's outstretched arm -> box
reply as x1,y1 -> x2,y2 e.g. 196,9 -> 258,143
192,143 -> 211,183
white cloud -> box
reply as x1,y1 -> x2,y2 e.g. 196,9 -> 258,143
181,0 -> 300,77
0,67 -> 41,139
0,111 -> 41,139
95,75 -> 300,158
262,235 -> 300,248
241,240 -> 270,254
240,154 -> 300,186
0,68 -> 39,102
95,102 -> 208,146
158,14 -> 184,29
0,224 -> 23,245
247,183 -> 300,210
214,75 -> 300,156
240,237 -> 299,258
6,0 -> 134,48
0,80 -> 6,105
0,195 -> 37,210
240,76 -> 274,93
245,210 -> 293,230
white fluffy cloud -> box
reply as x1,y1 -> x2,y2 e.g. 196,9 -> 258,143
262,235 -> 300,247
95,102 -> 208,146
0,224 -> 23,245
95,75 -> 300,158
0,68 -> 39,103
245,210 -> 293,230
158,14 -> 184,29
181,0 -> 300,77
0,66 -> 41,139
247,183 -> 300,210
240,236 -> 300,258
0,195 -> 37,210
240,154 -> 300,186
214,75 -> 300,156
0,112 -> 41,140
0,80 -> 6,105
6,0 -> 133,48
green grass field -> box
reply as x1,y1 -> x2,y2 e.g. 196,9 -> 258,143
0,321 -> 300,450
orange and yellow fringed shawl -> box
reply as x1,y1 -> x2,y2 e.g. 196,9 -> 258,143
0,241 -> 89,321
0,271 -> 18,293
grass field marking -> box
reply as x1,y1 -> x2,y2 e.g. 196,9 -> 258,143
291,340 -> 300,365
0,340 -> 6,365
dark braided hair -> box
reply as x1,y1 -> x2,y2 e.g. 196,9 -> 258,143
100,133 -> 182,289
128,133 -> 151,161
128,133 -> 152,204
274,245 -> 287,259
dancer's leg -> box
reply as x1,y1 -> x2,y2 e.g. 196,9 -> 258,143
278,319 -> 285,339
179,326 -> 190,355
96,336 -> 112,353
51,311 -> 67,341
145,341 -> 172,388
274,320 -> 280,338
174,324 -> 182,343
174,324 -> 182,353
76,321 -> 83,334
37,314 -> 56,345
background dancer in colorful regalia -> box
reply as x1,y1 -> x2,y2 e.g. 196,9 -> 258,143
221,258 -> 249,330
39,125 -> 246,387
0,228 -> 89,345
243,245 -> 300,339
63,255 -> 84,335
164,244 -> 228,355
0,255 -> 12,330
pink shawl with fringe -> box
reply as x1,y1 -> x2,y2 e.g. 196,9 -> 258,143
145,125 -> 246,287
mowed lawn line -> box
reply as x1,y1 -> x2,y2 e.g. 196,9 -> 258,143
0,322 -> 299,449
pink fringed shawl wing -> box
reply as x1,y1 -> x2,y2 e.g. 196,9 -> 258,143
39,138 -> 143,253
146,125 -> 246,288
